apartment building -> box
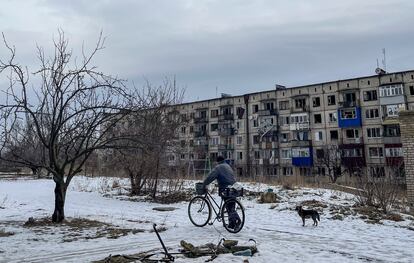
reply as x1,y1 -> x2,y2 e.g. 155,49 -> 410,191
170,70 -> 414,178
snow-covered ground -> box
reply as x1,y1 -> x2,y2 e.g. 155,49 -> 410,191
1,176 -> 414,263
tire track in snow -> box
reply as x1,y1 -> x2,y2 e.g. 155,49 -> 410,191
3,236 -> 185,263
257,227 -> 391,263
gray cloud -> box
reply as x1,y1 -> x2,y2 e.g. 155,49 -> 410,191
1,0 -> 414,101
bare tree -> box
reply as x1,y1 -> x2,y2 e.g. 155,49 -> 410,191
0,31 -> 139,222
315,144 -> 344,183
355,160 -> 404,213
106,80 -> 184,197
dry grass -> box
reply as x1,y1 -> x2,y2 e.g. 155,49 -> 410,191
23,217 -> 146,242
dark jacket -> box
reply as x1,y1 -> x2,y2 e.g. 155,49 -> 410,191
203,161 -> 235,189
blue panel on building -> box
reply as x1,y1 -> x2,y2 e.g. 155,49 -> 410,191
338,107 -> 362,128
292,157 -> 313,167
292,147 -> 313,167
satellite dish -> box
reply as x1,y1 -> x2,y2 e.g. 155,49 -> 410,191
375,67 -> 386,75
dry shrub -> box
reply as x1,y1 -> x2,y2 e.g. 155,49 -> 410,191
0,228 -> 14,237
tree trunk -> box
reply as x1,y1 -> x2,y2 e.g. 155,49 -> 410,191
52,181 -> 67,223
152,156 -> 160,198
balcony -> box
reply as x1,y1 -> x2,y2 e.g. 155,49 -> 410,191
218,128 -> 235,136
291,140 -> 311,147
218,114 -> 234,122
289,122 -> 310,131
386,157 -> 404,166
218,144 -> 234,151
290,105 -> 310,113
339,143 -> 365,167
338,107 -> 362,128
261,141 -> 278,149
383,136 -> 401,145
257,109 -> 278,116
339,99 -> 360,108
343,137 -> 364,144
194,116 -> 208,123
194,144 -> 209,152
195,131 -> 207,138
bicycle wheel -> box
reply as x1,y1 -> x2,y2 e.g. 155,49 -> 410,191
188,196 -> 211,227
221,199 -> 245,233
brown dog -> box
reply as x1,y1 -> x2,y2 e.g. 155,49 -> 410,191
295,206 -> 320,226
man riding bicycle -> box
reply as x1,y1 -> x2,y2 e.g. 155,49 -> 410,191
202,156 -> 241,230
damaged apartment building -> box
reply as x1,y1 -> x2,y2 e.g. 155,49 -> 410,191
169,70 -> 414,178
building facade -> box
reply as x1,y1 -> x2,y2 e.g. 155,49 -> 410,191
170,70 -> 414,178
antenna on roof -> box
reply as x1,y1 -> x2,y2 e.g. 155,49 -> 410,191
375,49 -> 387,75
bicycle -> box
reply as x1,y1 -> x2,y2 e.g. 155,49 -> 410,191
188,182 -> 245,233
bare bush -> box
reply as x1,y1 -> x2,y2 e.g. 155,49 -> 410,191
105,79 -> 185,197
354,166 -> 402,213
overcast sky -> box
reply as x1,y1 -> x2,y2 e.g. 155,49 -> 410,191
1,0 -> 414,102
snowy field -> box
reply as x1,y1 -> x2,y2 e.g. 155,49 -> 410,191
1,176 -> 414,263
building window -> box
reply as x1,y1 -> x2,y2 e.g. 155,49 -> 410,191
181,126 -> 186,133
199,110 -> 207,118
346,129 -> 359,138
279,100 -> 289,110
327,95 -> 336,105
252,104 -> 259,113
211,109 -> 219,117
369,147 -> 384,157
330,130 -> 339,140
294,131 -> 309,141
280,116 -> 290,125
281,149 -> 292,159
340,109 -> 356,119
328,112 -> 337,122
386,147 -> 403,157
365,108 -> 379,119
344,92 -> 356,103
383,125 -> 400,137
189,140 -> 194,147
210,123 -> 218,131
384,104 -> 405,117
236,136 -> 243,145
313,97 -> 321,107
265,102 -> 274,110
180,140 -> 186,147
281,133 -> 289,142
295,98 -> 306,109
314,114 -> 322,124
342,148 -> 362,157
180,154 -> 186,160
283,167 -> 293,176
363,90 -> 378,101
410,86 -> 414,96
379,84 -> 404,97
180,114 -> 187,122
290,114 -> 308,124
237,152 -> 243,160
190,126 -> 194,133
254,151 -> 261,160
367,127 -> 381,138
253,135 -> 260,144
210,137 -> 220,145
315,131 -> 323,141
292,148 -> 310,157
253,119 -> 259,127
